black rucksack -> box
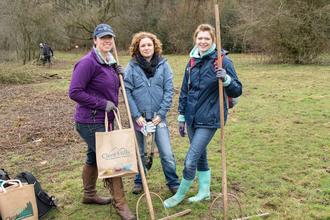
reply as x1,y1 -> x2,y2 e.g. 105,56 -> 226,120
0,168 -> 11,188
0,169 -> 10,180
14,171 -> 58,220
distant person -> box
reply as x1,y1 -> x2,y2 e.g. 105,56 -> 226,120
69,24 -> 136,220
164,24 -> 242,208
43,42 -> 53,68
39,43 -> 44,60
124,32 -> 180,195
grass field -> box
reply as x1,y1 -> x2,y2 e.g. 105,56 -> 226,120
1,51 -> 330,220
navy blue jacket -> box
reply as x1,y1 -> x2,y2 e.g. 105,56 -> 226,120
178,49 -> 242,128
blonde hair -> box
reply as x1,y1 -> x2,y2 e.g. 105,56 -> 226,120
129,32 -> 162,57
193,24 -> 216,43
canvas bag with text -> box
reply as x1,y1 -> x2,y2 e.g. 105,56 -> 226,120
0,180 -> 38,220
96,110 -> 138,179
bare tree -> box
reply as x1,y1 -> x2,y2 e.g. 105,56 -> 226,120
0,0 -> 67,63
57,0 -> 119,48
231,0 -> 330,63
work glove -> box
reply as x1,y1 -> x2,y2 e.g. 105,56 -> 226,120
115,64 -> 125,77
179,122 -> 186,137
215,67 -> 227,82
135,122 -> 147,136
135,121 -> 156,136
145,121 -> 156,133
105,100 -> 117,112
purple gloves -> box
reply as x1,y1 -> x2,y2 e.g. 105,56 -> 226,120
179,122 -> 186,137
215,67 -> 227,82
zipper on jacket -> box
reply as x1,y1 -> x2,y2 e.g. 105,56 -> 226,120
110,67 -> 117,95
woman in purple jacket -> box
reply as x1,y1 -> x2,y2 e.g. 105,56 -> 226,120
69,24 -> 136,220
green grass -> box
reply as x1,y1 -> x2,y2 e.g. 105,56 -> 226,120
1,52 -> 330,219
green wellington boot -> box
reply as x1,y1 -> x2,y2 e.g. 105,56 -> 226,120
188,169 -> 211,202
164,177 -> 194,208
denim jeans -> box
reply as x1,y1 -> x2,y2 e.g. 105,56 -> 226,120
134,118 -> 180,189
183,125 -> 217,180
75,121 -> 113,167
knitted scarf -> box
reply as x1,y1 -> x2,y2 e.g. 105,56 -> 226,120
136,54 -> 159,79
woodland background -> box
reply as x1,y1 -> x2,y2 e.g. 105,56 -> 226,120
0,0 -> 329,65
1,1 -> 330,219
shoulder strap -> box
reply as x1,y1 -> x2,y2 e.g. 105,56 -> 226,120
187,58 -> 194,93
19,172 -> 57,206
190,58 -> 194,67
214,54 -> 226,70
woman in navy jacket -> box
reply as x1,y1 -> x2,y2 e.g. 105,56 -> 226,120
164,24 -> 242,208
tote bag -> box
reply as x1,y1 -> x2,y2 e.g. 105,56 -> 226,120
0,180 -> 38,220
96,110 -> 138,179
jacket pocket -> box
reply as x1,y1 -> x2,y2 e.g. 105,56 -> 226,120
195,100 -> 216,126
134,75 -> 145,89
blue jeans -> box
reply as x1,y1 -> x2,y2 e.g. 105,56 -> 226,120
75,121 -> 113,167
134,118 -> 180,189
183,125 -> 217,180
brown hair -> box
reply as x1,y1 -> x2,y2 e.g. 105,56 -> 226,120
129,32 -> 162,57
193,24 -> 216,43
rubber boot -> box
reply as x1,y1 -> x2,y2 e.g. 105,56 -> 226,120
163,177 -> 194,208
103,177 -> 137,220
188,169 -> 211,202
82,163 -> 112,205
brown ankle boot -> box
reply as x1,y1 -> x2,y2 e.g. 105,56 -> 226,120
103,177 -> 136,220
82,163 -> 112,205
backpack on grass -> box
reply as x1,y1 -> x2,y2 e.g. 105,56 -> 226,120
188,55 -> 239,109
0,168 -> 11,188
15,171 -> 58,220
0,169 -> 10,182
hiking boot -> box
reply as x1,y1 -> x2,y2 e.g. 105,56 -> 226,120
132,185 -> 143,194
82,163 -> 112,205
170,187 -> 178,195
104,177 -> 136,220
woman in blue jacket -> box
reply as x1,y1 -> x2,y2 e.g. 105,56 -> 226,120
124,32 -> 180,195
164,24 -> 242,208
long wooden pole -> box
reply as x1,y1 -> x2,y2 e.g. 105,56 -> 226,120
214,3 -> 228,220
112,41 -> 155,220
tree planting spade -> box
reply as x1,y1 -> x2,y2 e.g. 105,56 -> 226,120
146,112 -> 156,170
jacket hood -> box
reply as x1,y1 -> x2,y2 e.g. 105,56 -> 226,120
190,43 -> 216,58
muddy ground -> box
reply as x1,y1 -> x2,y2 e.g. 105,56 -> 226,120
0,68 -> 181,174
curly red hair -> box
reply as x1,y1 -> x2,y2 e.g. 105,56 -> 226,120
129,32 -> 162,57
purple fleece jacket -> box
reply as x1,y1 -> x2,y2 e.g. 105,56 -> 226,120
69,48 -> 119,123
